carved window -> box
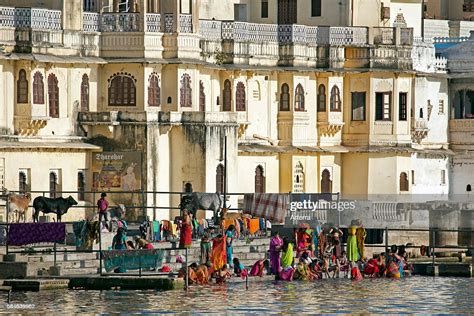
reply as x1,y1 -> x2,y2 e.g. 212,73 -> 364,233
223,79 -> 231,111
33,72 -> 44,104
50,171 -> 59,198
278,0 -> 297,24
399,92 -> 407,121
17,69 -> 28,104
180,74 -> 192,108
81,74 -> 89,112
463,0 -> 474,12
321,169 -> 332,193
48,74 -> 59,118
19,171 -> 28,193
330,85 -> 341,112
293,162 -> 304,193
199,81 -> 205,111
438,99 -> 444,114
280,83 -> 290,111
77,171 -> 85,201
255,165 -> 266,193
295,84 -> 305,111
351,92 -> 366,121
400,172 -> 409,192
261,0 -> 269,18
148,74 -> 161,107
311,0 -> 322,17
236,82 -> 246,111
216,164 -> 224,194
108,75 -> 136,106
441,170 -> 446,185
376,92 -> 391,121
317,84 -> 326,112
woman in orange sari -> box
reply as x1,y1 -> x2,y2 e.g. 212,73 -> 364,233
209,234 -> 227,274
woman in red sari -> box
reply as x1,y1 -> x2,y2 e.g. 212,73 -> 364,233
179,210 -> 193,248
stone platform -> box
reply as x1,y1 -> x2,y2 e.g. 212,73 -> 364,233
3,279 -> 69,291
69,275 -> 184,291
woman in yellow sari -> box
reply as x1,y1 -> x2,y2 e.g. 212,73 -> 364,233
356,226 -> 367,260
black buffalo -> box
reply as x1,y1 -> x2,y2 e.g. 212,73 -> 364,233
32,196 -> 78,222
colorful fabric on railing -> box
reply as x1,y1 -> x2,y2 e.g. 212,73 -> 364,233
102,249 -> 165,273
243,194 -> 289,223
7,222 -> 66,246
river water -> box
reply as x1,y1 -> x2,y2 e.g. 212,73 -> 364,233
2,277 -> 473,314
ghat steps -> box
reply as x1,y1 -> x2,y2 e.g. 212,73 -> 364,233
0,238 -> 271,278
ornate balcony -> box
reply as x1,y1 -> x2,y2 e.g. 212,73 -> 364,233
411,119 -> 429,144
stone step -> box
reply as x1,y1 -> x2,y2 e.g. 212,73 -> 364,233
58,260 -> 100,270
58,267 -> 100,276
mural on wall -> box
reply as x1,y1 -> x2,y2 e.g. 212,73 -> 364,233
92,152 -> 142,191
91,152 -> 143,222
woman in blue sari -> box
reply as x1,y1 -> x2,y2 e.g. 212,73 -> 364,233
111,227 -> 127,273
226,225 -> 235,268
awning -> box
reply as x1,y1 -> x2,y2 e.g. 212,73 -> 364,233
0,141 -> 101,151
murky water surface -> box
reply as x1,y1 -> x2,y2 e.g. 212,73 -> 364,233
1,277 -> 473,314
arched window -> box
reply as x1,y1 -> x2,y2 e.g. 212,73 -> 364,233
330,85 -> 341,112
33,72 -> 44,104
199,81 -> 205,111
108,75 -> 136,106
180,74 -> 192,108
400,172 -> 409,192
184,182 -> 193,193
81,74 -> 89,111
293,162 -> 304,193
317,84 -> 326,112
48,74 -> 59,118
467,184 -> 472,192
321,169 -> 332,193
255,165 -> 266,193
280,83 -> 290,111
50,172 -> 58,198
216,164 -> 224,194
223,79 -> 231,111
77,171 -> 85,201
236,82 -> 246,111
295,84 -> 305,111
17,69 -> 28,104
19,172 -> 28,193
148,74 -> 160,107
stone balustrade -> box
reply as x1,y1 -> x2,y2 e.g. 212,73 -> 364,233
0,7 -> 61,30
101,13 -> 140,32
373,27 -> 395,45
146,13 -> 161,32
203,20 -> 369,46
433,36 -> 469,44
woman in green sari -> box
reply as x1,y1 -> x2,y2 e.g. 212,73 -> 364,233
281,237 -> 294,269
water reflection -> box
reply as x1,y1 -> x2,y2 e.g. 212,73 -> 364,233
1,277 -> 473,314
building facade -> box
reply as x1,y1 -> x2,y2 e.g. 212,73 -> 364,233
0,0 -> 458,223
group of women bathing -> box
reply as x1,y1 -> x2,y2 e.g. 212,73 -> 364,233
174,218 -> 415,285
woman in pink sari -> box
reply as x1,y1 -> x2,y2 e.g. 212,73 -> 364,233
269,231 -> 283,275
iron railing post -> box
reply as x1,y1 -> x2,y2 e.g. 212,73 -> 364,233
185,247 -> 188,291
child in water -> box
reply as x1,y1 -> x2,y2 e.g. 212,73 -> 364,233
215,266 -> 232,284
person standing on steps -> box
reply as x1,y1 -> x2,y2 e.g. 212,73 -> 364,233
97,192 -> 109,229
